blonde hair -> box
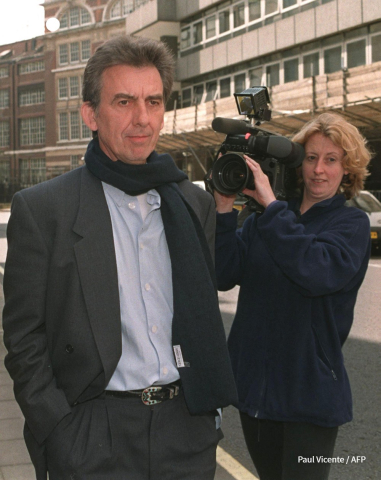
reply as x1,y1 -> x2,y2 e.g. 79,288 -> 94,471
292,112 -> 372,199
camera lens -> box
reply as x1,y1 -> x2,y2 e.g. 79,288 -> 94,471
212,153 -> 251,195
221,161 -> 246,189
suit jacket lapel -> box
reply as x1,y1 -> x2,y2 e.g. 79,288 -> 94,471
72,167 -> 121,385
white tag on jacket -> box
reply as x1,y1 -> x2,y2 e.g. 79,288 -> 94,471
173,345 -> 185,368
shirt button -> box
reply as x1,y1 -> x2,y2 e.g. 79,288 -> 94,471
140,243 -> 144,250
152,325 -> 158,333
163,367 -> 168,375
128,202 -> 136,209
145,283 -> 151,291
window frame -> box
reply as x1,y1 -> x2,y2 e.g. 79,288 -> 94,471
19,117 -> 46,146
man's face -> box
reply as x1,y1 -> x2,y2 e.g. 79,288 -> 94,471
81,64 -> 165,164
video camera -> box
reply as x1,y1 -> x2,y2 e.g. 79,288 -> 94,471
205,86 -> 304,204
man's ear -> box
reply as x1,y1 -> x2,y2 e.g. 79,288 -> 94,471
81,102 -> 98,131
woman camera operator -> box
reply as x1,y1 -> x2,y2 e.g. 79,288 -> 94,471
214,112 -> 372,480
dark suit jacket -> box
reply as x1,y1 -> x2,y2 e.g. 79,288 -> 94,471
2,166 -> 236,477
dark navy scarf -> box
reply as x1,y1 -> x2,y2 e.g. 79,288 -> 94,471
84,139 -> 237,414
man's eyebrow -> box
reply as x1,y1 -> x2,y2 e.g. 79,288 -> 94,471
112,93 -> 135,103
111,93 -> 164,103
147,94 -> 164,101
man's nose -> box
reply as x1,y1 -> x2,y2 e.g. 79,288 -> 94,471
133,102 -> 149,126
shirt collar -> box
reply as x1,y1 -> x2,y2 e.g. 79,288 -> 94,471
102,182 -> 161,208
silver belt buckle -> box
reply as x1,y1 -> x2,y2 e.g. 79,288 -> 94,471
142,386 -> 162,405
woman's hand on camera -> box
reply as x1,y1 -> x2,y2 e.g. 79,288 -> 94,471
214,189 -> 236,214
242,156 -> 277,208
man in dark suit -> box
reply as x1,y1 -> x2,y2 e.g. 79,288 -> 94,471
2,35 -> 237,480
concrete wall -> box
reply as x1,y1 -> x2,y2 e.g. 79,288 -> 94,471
126,0 -> 177,34
176,0 -> 381,81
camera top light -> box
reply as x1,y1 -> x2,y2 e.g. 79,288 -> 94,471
234,86 -> 271,123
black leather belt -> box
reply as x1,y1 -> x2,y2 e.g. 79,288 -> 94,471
105,380 -> 181,406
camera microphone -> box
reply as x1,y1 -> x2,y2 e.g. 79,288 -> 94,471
212,117 -> 257,136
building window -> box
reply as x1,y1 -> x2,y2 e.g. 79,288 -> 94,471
234,73 -> 246,93
59,7 -> 91,29
81,40 -> 91,61
70,111 -> 80,139
110,0 -> 147,19
19,86 -> 45,106
283,0 -> 297,8
249,67 -> 263,86
70,77 -> 80,97
193,84 -> 204,105
20,158 -> 46,187
303,52 -> 319,77
324,46 -> 342,73
0,66 -> 8,78
18,60 -> 45,75
59,111 -> 91,141
31,158 -> 46,185
0,160 -> 10,183
20,117 -> 45,146
181,27 -> 191,49
284,58 -> 299,83
111,0 -> 134,18
19,160 -> 29,187
372,34 -> 381,63
347,39 -> 366,68
59,41 -> 91,66
70,42 -> 80,63
0,121 -> 10,147
59,113 -> 69,140
265,0 -> 279,16
59,44 -> 69,64
266,63 -> 280,86
193,22 -> 203,45
219,10 -> 230,34
205,16 -> 216,39
249,0 -> 261,22
206,81 -> 217,102
70,7 -> 80,27
220,77 -> 231,98
233,3 -> 245,29
181,88 -> 192,108
179,0 -> 323,53
71,155 -> 81,169
0,89 -> 9,109
58,78 -> 68,99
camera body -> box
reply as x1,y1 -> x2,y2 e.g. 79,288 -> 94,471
210,133 -> 300,200
206,86 -> 304,203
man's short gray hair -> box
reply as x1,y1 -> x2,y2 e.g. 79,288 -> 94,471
82,35 -> 175,111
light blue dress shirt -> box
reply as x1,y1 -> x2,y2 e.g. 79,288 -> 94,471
102,182 -> 180,391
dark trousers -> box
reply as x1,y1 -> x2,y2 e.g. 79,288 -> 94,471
45,391 -> 222,480
240,412 -> 338,480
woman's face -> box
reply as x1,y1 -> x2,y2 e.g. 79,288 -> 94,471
302,133 -> 347,206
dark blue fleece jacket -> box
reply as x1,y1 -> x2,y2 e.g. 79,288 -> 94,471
216,195 -> 370,427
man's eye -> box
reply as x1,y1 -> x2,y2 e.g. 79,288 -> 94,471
119,100 -> 128,106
